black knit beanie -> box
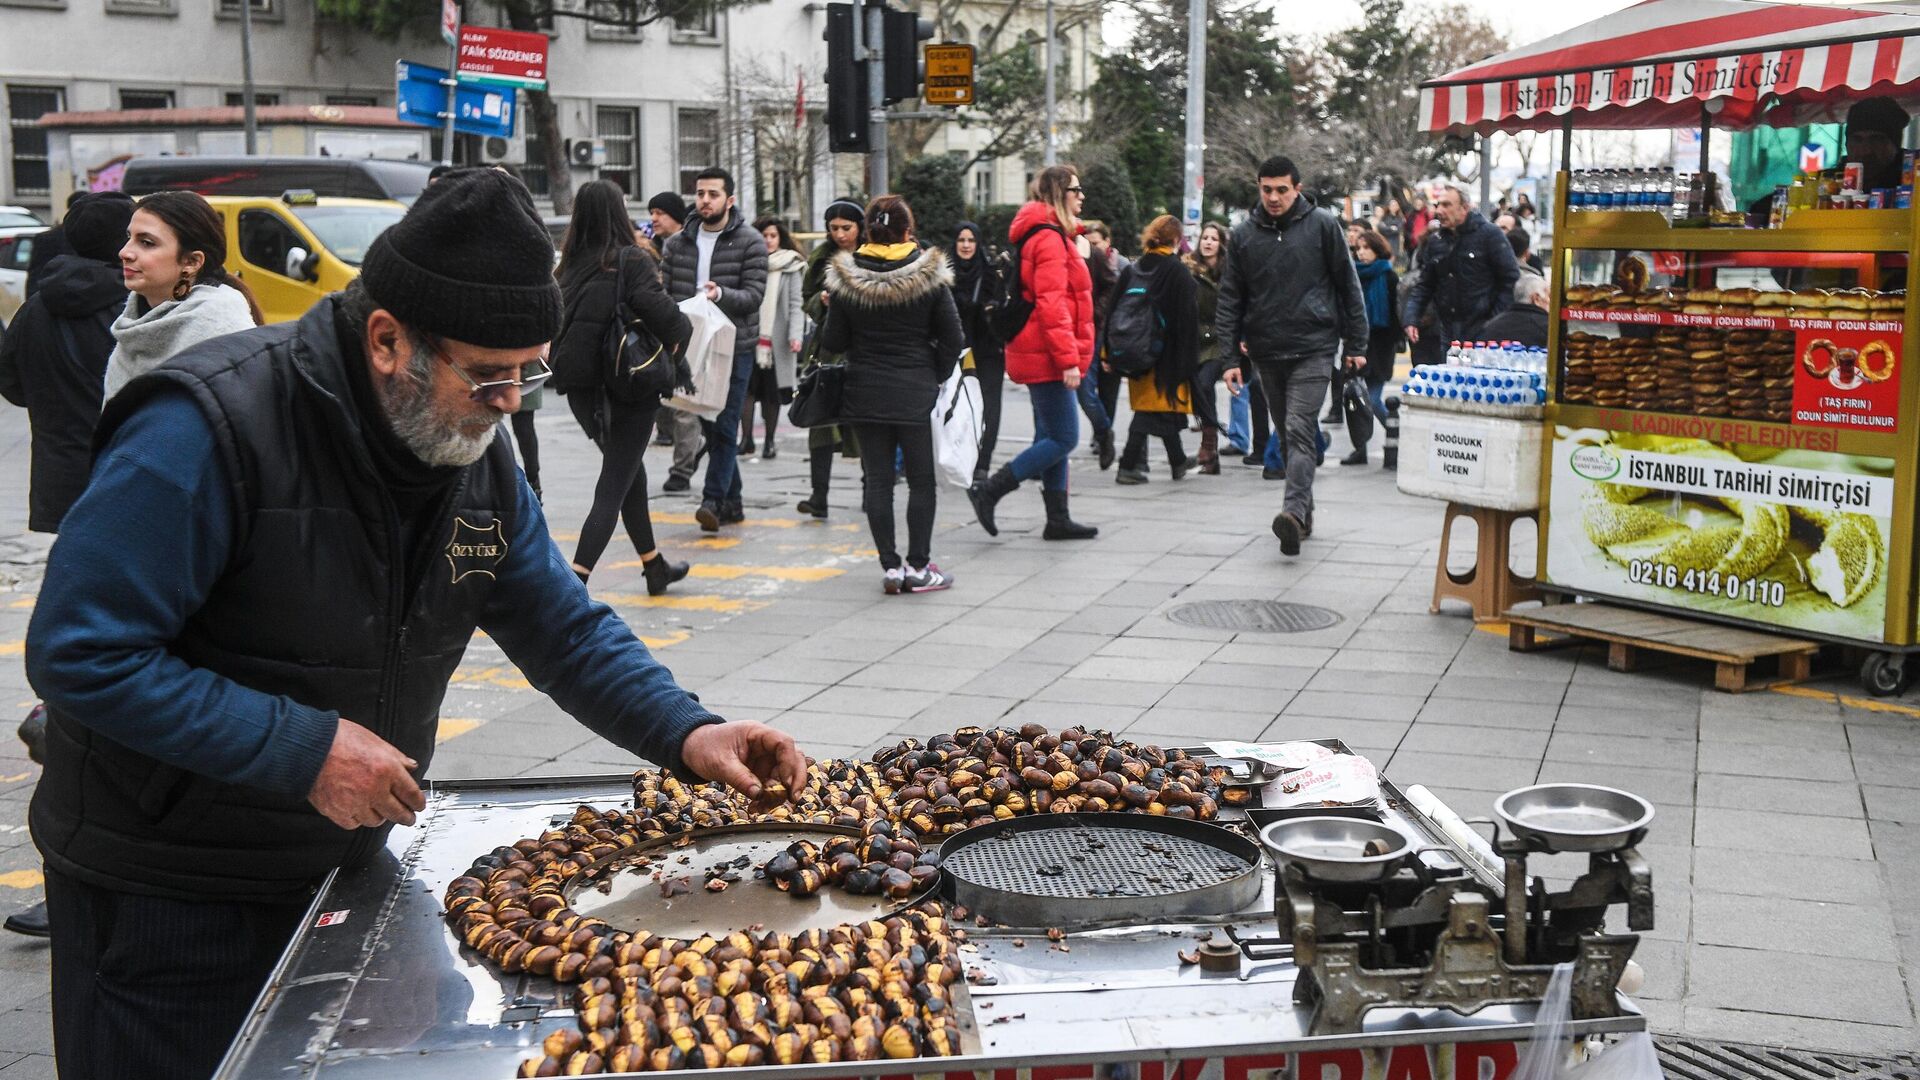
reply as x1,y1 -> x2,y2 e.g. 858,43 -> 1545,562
65,192 -> 136,263
647,191 -> 688,225
359,167 -> 561,349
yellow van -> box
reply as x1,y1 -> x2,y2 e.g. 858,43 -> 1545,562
206,192 -> 405,324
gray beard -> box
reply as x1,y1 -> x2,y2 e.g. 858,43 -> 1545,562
379,369 -> 498,468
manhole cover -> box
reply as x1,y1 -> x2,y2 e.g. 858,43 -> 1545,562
1165,600 -> 1342,633
1656,1038 -> 1918,1080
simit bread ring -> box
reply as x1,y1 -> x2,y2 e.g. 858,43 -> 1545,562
1802,339 -> 1837,378
1860,341 -> 1896,383
1615,256 -> 1650,293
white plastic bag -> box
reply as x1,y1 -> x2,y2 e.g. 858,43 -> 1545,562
670,293 -> 737,416
932,361 -> 983,488
1514,963 -> 1665,1080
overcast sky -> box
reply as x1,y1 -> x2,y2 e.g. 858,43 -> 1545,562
1246,0 -> 1643,51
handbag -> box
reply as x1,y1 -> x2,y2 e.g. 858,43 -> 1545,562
788,359 -> 846,428
603,248 -> 675,403
932,359 -> 984,487
1342,374 -> 1376,447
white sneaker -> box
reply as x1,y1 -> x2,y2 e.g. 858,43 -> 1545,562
883,568 -> 905,595
903,562 -> 953,593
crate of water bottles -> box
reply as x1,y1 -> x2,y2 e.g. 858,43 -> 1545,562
1400,341 -> 1547,419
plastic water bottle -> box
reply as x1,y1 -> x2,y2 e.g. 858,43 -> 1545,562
1445,341 -> 1463,366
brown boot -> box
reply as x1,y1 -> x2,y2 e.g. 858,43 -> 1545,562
1197,426 -> 1220,475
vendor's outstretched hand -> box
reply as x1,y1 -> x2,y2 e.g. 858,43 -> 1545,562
681,721 -> 808,802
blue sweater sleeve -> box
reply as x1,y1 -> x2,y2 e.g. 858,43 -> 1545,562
478,475 -> 722,775
24,392 -> 340,797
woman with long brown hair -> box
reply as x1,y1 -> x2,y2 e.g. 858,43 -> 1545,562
1186,220 -> 1231,473
104,190 -> 261,401
967,164 -> 1097,540
744,215 -> 804,459
551,179 -> 694,594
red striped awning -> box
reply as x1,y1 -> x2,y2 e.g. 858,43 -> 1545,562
1420,0 -> 1920,134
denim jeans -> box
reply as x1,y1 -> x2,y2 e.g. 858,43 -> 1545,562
1075,365 -> 1112,435
1011,380 -> 1080,492
700,346 -> 756,505
1226,388 -> 1251,452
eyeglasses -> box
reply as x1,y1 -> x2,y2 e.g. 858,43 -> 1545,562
426,337 -> 553,404
1066,186 -> 1085,195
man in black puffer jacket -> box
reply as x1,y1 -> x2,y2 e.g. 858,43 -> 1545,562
1217,154 -> 1368,557
660,167 -> 768,532
1402,183 -> 1520,353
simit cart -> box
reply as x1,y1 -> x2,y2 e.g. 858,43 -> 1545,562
1419,0 -> 1920,694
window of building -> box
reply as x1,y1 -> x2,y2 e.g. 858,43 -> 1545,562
522,106 -> 549,198
6,86 -> 62,197
764,170 -> 795,217
237,208 -> 303,278
671,4 -> 715,36
224,91 -> 280,107
216,0 -> 277,17
586,0 -> 640,40
970,163 -> 993,209
324,94 -> 378,107
677,108 -> 718,195
596,106 -> 639,195
119,89 -> 174,111
106,0 -> 178,17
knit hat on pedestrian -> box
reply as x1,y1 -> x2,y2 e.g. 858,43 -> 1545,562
64,192 -> 136,264
358,167 -> 561,349
823,199 -> 866,226
647,191 -> 688,225
1847,95 -> 1910,141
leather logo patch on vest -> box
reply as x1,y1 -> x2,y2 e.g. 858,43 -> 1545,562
445,517 -> 508,583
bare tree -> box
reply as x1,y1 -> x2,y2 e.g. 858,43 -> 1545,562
720,54 -> 824,225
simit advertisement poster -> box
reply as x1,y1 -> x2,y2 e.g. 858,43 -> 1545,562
1544,427 -> 1893,642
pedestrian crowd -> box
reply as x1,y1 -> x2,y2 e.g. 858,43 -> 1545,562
0,154 -> 1539,1080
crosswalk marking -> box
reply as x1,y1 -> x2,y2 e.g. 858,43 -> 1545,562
602,563 -> 845,583
0,870 -> 43,890
593,593 -> 765,612
0,641 -> 20,656
436,717 -> 485,743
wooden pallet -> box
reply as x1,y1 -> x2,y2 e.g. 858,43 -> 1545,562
1503,602 -> 1818,693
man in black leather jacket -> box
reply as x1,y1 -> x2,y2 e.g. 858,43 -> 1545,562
1402,183 -> 1520,350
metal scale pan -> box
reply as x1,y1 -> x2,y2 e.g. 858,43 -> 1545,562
1494,784 -> 1655,853
936,812 -> 1264,927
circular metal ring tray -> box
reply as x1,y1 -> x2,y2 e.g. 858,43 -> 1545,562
1258,816 -> 1415,883
1494,784 -> 1654,853
565,823 -> 928,936
937,812 -> 1263,927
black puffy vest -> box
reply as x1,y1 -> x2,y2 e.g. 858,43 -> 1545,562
31,300 -> 521,902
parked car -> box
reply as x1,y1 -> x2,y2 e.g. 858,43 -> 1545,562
0,206 -> 48,325
205,191 -> 404,324
123,156 -> 432,206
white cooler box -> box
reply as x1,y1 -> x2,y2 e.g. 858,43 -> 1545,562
1395,404 -> 1542,511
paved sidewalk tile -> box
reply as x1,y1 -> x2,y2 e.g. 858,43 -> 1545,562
1688,944 -> 1912,1026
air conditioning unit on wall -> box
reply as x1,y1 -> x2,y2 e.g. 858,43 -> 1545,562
568,139 -> 600,167
482,131 -> 526,165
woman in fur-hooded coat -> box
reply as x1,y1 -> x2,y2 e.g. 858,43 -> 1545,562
816,239 -> 965,424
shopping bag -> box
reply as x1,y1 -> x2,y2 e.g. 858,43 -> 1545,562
932,361 -> 983,488
1513,963 -> 1665,1080
668,293 -> 736,416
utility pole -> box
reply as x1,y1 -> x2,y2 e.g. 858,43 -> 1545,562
1181,0 -> 1205,239
239,0 -> 258,154
442,0 -> 462,167
1042,0 -> 1057,166
1479,133 -> 1492,210
865,0 -> 888,194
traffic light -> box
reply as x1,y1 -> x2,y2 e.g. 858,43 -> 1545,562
824,2 -> 869,153
882,7 -> 935,105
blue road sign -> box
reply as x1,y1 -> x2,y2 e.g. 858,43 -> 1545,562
395,60 -> 516,139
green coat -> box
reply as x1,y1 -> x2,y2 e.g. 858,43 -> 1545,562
1190,256 -> 1222,366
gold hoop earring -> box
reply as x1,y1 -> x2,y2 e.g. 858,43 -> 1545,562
172,276 -> 192,302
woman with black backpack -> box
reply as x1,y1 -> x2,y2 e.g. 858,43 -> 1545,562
551,179 -> 694,595
1110,215 -> 1200,485
948,221 -> 1004,483
816,194 -> 965,594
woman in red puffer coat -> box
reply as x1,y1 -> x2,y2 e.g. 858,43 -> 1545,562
967,165 -> 1098,540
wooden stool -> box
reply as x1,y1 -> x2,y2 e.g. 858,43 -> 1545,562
1431,503 -> 1540,621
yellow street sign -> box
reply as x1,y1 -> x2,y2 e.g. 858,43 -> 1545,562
924,43 -> 975,106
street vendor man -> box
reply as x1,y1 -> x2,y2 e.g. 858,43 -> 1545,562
23,168 -> 809,1080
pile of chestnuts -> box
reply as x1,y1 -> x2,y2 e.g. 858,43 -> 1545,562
515,905 -> 963,1075
757,820 -> 940,900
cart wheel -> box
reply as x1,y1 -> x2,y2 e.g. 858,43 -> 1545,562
1860,652 -> 1909,697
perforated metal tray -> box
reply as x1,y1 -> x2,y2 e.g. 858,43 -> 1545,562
937,812 -> 1263,927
